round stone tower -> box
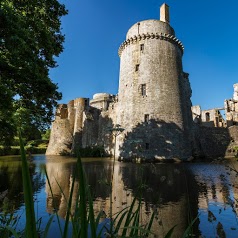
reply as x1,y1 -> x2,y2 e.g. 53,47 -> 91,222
116,4 -> 193,160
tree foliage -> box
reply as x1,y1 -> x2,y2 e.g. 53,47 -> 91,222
0,83 -> 15,145
0,0 -> 67,144
41,129 -> 51,140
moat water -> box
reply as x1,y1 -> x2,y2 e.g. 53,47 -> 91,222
1,155 -> 238,237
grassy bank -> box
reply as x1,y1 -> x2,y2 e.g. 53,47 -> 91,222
0,140 -> 48,156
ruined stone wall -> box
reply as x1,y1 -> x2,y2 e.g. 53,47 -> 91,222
191,106 -> 225,128
180,72 -> 193,133
67,100 -> 75,134
72,98 -> 87,151
191,105 -> 201,123
81,107 -> 100,148
225,99 -> 238,126
55,104 -> 68,119
97,103 -> 117,155
46,98 -> 88,155
192,125 -> 238,158
90,93 -> 114,111
46,93 -> 118,155
81,96 -> 117,151
46,119 -> 73,155
201,109 -> 217,127
227,126 -> 238,156
233,83 -> 238,100
224,84 -> 238,126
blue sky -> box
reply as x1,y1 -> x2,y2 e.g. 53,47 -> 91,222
50,0 -> 238,111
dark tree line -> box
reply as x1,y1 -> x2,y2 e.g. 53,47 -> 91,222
0,0 -> 68,144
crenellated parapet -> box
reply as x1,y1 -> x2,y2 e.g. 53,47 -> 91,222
55,104 -> 68,119
118,32 -> 184,57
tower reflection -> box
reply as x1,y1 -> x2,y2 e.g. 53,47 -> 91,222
45,158 -> 198,237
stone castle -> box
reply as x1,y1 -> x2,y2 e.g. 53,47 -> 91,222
46,4 -> 238,160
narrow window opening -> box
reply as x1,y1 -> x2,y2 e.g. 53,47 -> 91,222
84,99 -> 89,106
144,114 -> 149,123
205,112 -> 210,122
145,143 -> 149,150
141,84 -> 146,96
140,44 -> 144,52
135,64 -> 140,72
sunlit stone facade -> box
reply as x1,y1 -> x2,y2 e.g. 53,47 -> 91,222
47,4 -> 194,160
46,4 -> 238,160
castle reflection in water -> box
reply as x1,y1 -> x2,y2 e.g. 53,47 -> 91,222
44,156 -> 238,237
1,155 -> 238,237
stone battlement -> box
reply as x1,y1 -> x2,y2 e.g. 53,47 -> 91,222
118,32 -> 184,57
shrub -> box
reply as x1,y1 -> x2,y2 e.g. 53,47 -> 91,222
0,146 -> 20,156
26,140 -> 48,147
73,146 -> 106,157
0,146 -> 46,156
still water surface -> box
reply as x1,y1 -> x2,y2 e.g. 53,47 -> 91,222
1,155 -> 238,237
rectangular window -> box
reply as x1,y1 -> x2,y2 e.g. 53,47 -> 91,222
145,143 -> 149,150
84,99 -> 89,106
140,44 -> 144,52
144,114 -> 149,123
141,84 -> 146,96
135,64 -> 140,72
205,112 -> 210,122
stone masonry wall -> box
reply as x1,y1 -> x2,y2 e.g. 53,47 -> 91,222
117,19 -> 192,160
46,119 -> 73,155
46,98 -> 87,155
180,73 -> 193,132
192,125 -> 238,158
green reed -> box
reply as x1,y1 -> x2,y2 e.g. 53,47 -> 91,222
19,130 -> 38,238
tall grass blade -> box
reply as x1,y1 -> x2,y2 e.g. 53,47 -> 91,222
43,215 -> 55,238
182,216 -> 198,238
71,189 -> 81,237
129,201 -> 141,237
54,177 -> 68,204
95,210 -> 104,228
121,225 -> 155,237
121,196 -> 137,237
95,210 -> 114,238
63,171 -> 76,238
146,210 -> 155,234
44,167 -> 63,237
164,225 -> 177,238
114,208 -> 130,235
5,226 -> 20,238
87,185 -> 97,238
19,130 -> 38,238
77,156 -> 88,238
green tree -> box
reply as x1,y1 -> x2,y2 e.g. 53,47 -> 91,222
13,106 -> 42,141
41,129 -> 51,140
0,83 -> 15,145
0,0 -> 67,144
